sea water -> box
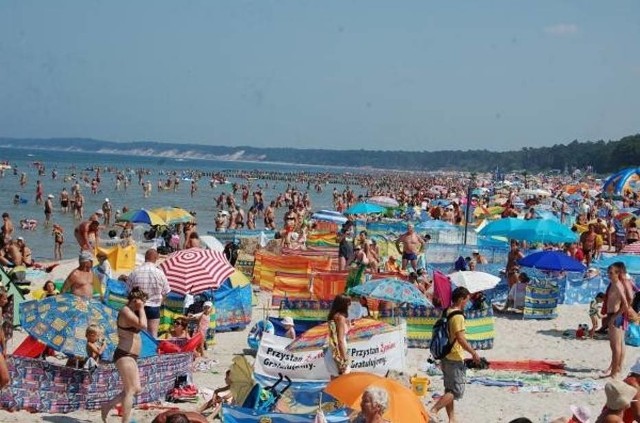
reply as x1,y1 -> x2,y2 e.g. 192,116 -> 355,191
0,147 -> 362,261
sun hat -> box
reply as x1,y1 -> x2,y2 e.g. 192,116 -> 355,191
47,194 -> 54,199
94,209 -> 104,215
605,379 -> 637,411
281,316 -> 294,327
79,251 -> 94,263
630,358 -> 640,375
16,236 -> 24,242
203,301 -> 213,309
569,405 -> 592,423
472,249 -> 480,254
104,198 -> 109,202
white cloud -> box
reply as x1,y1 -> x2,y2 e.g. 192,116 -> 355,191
544,23 -> 579,36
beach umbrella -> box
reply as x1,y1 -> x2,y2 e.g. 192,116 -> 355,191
344,202 -> 386,215
368,196 -> 399,208
286,318 -> 395,352
596,255 -> 640,275
509,219 -> 578,243
117,209 -> 166,226
477,217 -> 524,237
200,235 -> 225,252
520,188 -> 551,197
20,294 -> 119,359
349,278 -> 432,307
311,210 -> 348,224
518,251 -> 586,272
415,220 -> 458,231
448,271 -> 501,293
228,355 -> 256,406
325,372 -> 428,423
150,206 -> 194,225
621,243 -> 640,255
159,249 -> 235,295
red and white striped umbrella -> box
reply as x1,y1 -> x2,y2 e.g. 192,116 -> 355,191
159,249 -> 235,295
622,242 -> 640,255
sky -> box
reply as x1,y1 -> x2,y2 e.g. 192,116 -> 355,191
1,1 -> 639,152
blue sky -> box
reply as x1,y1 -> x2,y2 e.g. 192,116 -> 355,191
1,1 -> 638,151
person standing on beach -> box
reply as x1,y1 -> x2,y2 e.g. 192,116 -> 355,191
603,262 -> 634,379
430,287 -> 480,423
74,220 -> 100,252
61,252 -> 103,300
1,213 -> 14,248
101,287 -> 148,423
52,224 -> 64,260
126,249 -> 170,338
101,198 -> 112,226
73,190 -> 85,220
395,223 -> 424,271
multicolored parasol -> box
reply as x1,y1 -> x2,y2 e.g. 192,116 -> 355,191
286,318 -> 395,352
117,209 -> 166,226
150,206 -> 194,225
20,294 -> 119,359
349,278 -> 432,307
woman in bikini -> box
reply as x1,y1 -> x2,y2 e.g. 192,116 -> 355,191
324,294 -> 351,378
101,287 -> 148,423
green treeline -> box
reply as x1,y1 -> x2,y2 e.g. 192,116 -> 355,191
2,134 -> 638,173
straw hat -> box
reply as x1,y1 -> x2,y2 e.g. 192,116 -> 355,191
281,316 -> 294,327
569,405 -> 592,423
605,380 -> 636,411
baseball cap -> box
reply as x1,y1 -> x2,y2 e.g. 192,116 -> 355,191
16,236 -> 24,242
203,301 -> 213,309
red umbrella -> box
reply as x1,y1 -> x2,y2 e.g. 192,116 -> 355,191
159,249 -> 235,295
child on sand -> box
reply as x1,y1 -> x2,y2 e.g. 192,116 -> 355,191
198,369 -> 233,417
589,292 -> 605,338
188,301 -> 213,357
43,280 -> 59,297
84,324 -> 106,370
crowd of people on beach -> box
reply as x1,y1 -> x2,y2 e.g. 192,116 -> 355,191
0,160 -> 639,422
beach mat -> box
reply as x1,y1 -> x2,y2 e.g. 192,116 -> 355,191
487,360 -> 566,374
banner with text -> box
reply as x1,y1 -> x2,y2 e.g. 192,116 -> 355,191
254,328 -> 406,382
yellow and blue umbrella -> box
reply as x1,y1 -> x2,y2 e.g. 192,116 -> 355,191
20,294 -> 119,358
117,209 -> 166,226
150,206 -> 194,225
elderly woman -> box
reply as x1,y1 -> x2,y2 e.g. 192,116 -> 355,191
352,385 -> 391,423
101,287 -> 148,423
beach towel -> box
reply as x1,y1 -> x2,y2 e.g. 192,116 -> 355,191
487,360 -> 566,374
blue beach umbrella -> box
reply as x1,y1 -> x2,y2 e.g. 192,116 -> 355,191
477,218 -> 524,237
311,210 -> 348,224
20,294 -> 119,359
415,220 -> 458,231
596,255 -> 640,275
509,219 -> 578,243
518,251 -> 586,272
344,202 -> 386,215
349,278 -> 432,307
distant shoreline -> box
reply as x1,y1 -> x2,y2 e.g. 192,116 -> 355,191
0,145 -> 428,174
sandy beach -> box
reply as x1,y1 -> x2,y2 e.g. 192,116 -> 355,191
0,257 -> 617,422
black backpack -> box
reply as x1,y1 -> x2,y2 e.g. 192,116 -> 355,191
430,309 -> 464,360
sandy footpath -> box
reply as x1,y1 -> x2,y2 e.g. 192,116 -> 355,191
0,261 -> 622,422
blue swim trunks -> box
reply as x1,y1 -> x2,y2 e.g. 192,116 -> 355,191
402,252 -> 418,261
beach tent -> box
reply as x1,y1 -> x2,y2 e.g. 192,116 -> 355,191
603,167 -> 640,196
95,244 -> 137,272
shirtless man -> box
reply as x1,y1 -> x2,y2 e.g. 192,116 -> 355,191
395,223 -> 424,270
1,213 -> 14,248
506,240 -> 524,288
580,224 -> 598,266
0,240 -> 22,267
604,262 -> 635,379
264,201 -> 276,230
73,191 -> 85,220
59,188 -> 70,213
61,252 -> 101,300
74,220 -> 100,251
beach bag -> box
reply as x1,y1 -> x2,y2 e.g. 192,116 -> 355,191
430,309 -> 464,360
626,322 -> 640,347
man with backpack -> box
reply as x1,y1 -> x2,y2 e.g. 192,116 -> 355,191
430,287 -> 480,423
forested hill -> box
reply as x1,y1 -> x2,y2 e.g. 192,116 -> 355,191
1,134 -> 638,173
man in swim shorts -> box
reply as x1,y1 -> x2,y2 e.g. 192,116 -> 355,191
395,223 -> 424,271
